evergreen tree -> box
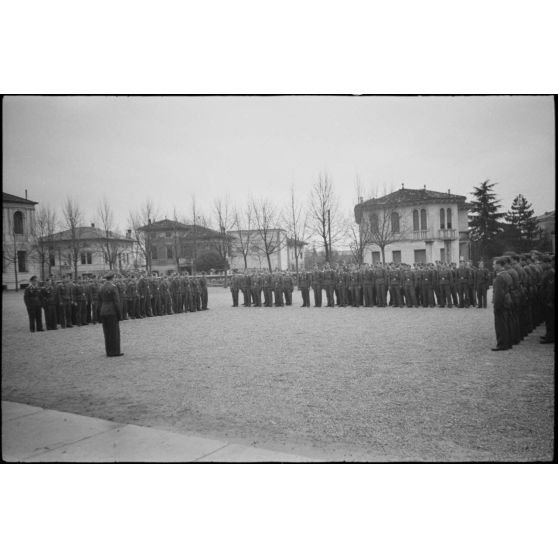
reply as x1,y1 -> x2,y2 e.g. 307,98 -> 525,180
468,179 -> 506,261
505,194 -> 541,251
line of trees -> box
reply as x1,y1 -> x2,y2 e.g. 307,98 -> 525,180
5,176 -> 549,288
468,179 -> 547,263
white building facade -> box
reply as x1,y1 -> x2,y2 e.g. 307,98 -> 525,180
2,192 -> 41,290
354,187 -> 471,265
228,228 -> 305,271
42,225 -> 138,278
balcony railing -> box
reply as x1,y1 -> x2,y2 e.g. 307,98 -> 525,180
412,230 -> 430,240
438,228 -> 456,240
409,229 -> 457,241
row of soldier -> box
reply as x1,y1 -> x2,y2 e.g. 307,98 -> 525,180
230,261 -> 493,309
23,272 -> 209,332
491,252 -> 555,350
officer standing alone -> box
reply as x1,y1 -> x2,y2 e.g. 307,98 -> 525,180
97,271 -> 123,357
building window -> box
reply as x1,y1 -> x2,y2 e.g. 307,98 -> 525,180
440,208 -> 445,229
420,209 -> 427,230
446,208 -> 452,229
413,209 -> 419,231
370,213 -> 379,232
13,211 -> 24,234
392,250 -> 401,264
391,212 -> 400,233
80,252 -> 92,265
414,249 -> 426,264
372,251 -> 381,264
17,250 -> 27,272
440,248 -> 445,263
167,246 -> 173,260
151,246 -> 158,260
49,253 -> 56,267
165,231 -> 172,238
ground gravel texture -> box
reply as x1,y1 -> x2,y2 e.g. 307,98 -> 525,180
2,287 -> 554,461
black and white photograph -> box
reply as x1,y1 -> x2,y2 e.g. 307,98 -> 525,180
2,94 -> 554,463
1,3 -> 557,556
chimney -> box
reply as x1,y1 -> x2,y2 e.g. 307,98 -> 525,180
358,196 -> 363,204
423,185 -> 426,190
126,229 -> 132,238
401,183 -> 405,189
448,189 -> 451,194
25,189 -> 28,200
91,223 -> 95,228
148,218 -> 152,225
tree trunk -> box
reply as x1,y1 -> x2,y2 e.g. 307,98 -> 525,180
243,254 -> 248,270
266,252 -> 272,272
381,246 -> 386,264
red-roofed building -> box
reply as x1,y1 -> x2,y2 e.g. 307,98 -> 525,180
354,186 -> 471,264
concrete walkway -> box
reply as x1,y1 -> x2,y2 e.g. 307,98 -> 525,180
1,401 -> 316,463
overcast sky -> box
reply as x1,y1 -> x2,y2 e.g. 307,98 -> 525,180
3,95 -> 555,236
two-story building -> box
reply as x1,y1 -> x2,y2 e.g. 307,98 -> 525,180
41,224 -> 137,278
354,186 -> 471,265
137,219 -> 224,275
2,192 -> 41,290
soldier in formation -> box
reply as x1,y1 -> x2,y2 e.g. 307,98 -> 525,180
24,270 -> 210,332
229,270 -> 295,308
490,251 -> 555,350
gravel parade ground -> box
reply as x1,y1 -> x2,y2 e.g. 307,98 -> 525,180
2,287 -> 554,461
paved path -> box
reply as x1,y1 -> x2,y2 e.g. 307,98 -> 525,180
1,401 -> 317,463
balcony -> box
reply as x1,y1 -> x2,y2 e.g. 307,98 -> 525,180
438,229 -> 457,240
412,230 -> 431,241
409,229 -> 457,241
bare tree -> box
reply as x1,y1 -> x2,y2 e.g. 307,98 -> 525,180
213,196 -> 234,285
252,197 -> 285,271
98,196 -> 129,271
309,172 -> 342,263
128,199 -> 158,272
231,203 -> 255,270
365,204 -> 410,264
62,197 -> 85,279
33,205 -> 58,279
285,186 -> 310,276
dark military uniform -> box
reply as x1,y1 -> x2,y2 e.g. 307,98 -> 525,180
298,271 -> 311,307
262,272 -> 273,307
41,280 -> 58,330
97,275 -> 123,357
402,266 -> 417,307
283,273 -> 294,306
373,266 -> 387,307
24,280 -> 44,332
362,267 -> 374,307
230,273 -> 241,307
388,267 -> 402,307
476,266 -> 490,309
273,272 -> 284,306
437,266 -> 453,308
311,269 -> 322,307
492,267 -> 512,350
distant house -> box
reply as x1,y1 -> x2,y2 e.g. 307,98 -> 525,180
536,210 -> 555,253
2,192 -> 41,290
354,186 -> 471,264
228,228 -> 306,271
137,219 -> 224,274
40,224 -> 137,278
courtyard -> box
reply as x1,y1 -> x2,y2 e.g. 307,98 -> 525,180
1,287 -> 554,462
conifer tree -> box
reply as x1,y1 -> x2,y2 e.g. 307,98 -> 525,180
505,194 -> 540,251
468,179 -> 506,261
